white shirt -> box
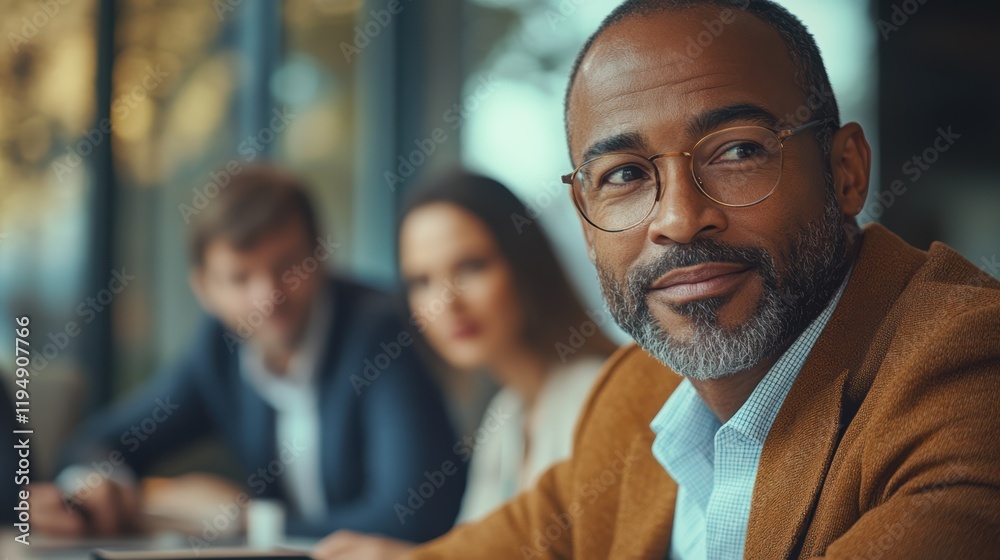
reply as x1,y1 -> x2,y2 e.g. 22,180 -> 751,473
238,288 -> 332,521
456,356 -> 606,523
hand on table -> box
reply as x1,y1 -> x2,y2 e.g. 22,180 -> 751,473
28,478 -> 140,537
142,473 -> 248,535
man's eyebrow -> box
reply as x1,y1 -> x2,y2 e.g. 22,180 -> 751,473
686,103 -> 781,139
577,104 -> 780,164
581,131 -> 648,163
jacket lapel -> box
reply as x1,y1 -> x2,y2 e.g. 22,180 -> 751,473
238,372 -> 278,496
608,432 -> 677,559
744,364 -> 848,559
744,224 -> 927,558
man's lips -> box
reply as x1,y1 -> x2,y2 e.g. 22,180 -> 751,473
648,262 -> 754,303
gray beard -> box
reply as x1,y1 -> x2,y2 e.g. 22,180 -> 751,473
598,190 -> 849,381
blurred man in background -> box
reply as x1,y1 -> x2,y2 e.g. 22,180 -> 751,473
28,165 -> 465,541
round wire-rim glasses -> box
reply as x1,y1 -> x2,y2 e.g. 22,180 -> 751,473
561,118 -> 836,233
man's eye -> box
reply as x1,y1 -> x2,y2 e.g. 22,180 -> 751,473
604,165 -> 648,185
716,142 -> 764,163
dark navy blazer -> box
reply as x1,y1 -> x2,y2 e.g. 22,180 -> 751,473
59,277 -> 465,540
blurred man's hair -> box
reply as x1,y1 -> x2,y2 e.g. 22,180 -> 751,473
188,164 -> 320,267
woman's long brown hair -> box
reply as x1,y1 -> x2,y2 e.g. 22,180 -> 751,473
397,168 -> 619,368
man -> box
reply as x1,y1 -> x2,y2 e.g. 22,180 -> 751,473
403,1 -> 1000,558
30,165 -> 465,541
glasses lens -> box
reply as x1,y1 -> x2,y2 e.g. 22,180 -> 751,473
692,127 -> 782,205
573,155 -> 658,231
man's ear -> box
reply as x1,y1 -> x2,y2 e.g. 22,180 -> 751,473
189,268 -> 214,314
828,122 -> 871,219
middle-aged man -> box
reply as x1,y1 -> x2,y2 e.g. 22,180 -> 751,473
398,1 -> 1000,559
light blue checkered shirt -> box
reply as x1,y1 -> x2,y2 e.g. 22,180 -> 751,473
651,273 -> 850,560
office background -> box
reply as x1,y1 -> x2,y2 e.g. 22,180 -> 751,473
0,0 -> 997,478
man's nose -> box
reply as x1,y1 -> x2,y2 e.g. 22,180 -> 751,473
645,156 -> 728,245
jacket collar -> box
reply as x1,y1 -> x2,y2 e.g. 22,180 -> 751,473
744,223 -> 927,558
610,224 -> 927,559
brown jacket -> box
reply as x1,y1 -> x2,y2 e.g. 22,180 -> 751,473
410,224 -> 1000,559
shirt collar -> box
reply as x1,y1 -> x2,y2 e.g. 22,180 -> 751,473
729,267 -> 852,443
650,376 -> 719,506
240,283 -> 333,401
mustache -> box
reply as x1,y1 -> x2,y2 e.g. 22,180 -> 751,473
628,238 -> 775,291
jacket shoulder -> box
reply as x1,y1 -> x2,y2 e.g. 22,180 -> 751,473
190,315 -> 234,369
846,246 -> 1000,512
572,344 -> 681,448
887,240 -> 1000,352
910,240 -> 1000,307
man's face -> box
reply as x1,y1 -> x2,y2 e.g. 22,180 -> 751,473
568,7 -> 852,379
193,221 -> 324,355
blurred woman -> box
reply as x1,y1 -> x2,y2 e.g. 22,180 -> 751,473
314,169 -> 618,559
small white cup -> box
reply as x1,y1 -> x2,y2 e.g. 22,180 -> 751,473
246,499 -> 286,549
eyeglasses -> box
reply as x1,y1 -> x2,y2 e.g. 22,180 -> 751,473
561,118 -> 835,233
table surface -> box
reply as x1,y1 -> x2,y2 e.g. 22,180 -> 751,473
0,531 -> 318,560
